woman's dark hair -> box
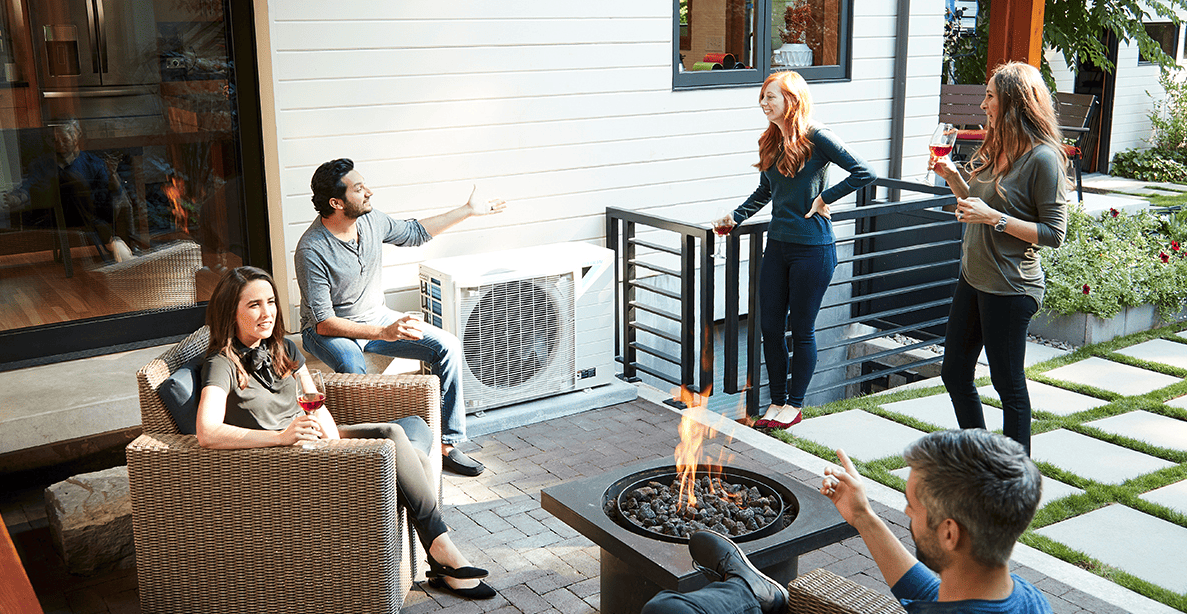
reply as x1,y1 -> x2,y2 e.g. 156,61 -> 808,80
310,158 -> 355,217
205,266 -> 298,389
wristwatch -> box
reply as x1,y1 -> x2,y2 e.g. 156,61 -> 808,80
994,215 -> 1008,233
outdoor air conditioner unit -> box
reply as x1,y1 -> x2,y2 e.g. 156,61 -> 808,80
418,242 -> 616,413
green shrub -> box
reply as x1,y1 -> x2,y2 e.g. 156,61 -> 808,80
1041,205 -> 1187,319
1111,148 -> 1187,184
1150,71 -> 1187,151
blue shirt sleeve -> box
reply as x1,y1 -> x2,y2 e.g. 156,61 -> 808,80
733,171 -> 773,223
814,126 -> 877,205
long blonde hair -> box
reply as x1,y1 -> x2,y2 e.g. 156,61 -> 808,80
968,62 -> 1068,189
755,71 -> 815,177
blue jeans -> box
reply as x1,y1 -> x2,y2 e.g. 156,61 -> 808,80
302,308 -> 466,445
941,275 -> 1038,454
758,240 -> 838,408
641,578 -> 761,614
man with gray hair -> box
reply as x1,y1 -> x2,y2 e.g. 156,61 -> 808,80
822,428 -> 1051,612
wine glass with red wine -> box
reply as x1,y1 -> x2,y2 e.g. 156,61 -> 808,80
924,123 -> 958,184
299,369 -> 326,415
712,210 -> 733,262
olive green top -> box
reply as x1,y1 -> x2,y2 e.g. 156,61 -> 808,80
962,144 -> 1069,306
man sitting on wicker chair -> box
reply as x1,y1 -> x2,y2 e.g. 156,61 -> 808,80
641,429 -> 1051,614
820,428 -> 1052,613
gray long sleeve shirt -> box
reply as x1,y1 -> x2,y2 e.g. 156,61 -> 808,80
295,210 -> 431,332
962,144 -> 1069,306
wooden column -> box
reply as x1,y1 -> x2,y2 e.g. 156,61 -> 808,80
986,0 -> 1045,78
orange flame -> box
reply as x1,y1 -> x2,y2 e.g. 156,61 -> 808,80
163,176 -> 188,232
672,385 -> 740,511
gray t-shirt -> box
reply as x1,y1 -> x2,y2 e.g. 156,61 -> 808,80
295,210 -> 431,332
202,338 -> 306,431
962,144 -> 1069,306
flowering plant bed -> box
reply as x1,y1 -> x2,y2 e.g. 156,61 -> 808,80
1040,205 -> 1187,322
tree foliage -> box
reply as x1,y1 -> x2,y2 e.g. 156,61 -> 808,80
946,0 -> 1187,85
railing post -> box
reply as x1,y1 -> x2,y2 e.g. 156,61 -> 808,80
680,233 -> 696,394
699,229 -> 715,396
724,232 -> 740,395
622,220 -> 638,381
746,231 -> 763,416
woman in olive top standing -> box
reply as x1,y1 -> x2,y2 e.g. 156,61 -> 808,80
932,62 -> 1070,454
715,71 -> 876,429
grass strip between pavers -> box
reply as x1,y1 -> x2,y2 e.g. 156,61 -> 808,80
763,319 -> 1187,610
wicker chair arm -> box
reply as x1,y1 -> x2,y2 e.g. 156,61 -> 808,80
323,373 -> 441,432
787,568 -> 907,614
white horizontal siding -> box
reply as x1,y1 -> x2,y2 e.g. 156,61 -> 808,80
261,0 -> 942,313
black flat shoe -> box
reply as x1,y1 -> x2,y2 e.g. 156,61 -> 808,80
426,553 -> 489,579
442,448 -> 485,476
427,577 -> 497,600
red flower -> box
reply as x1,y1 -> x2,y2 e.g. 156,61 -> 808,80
1082,284 -> 1091,294
1161,251 -> 1170,263
1173,240 -> 1181,252
1109,208 -> 1119,217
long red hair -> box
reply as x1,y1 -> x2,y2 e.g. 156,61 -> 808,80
755,71 -> 815,177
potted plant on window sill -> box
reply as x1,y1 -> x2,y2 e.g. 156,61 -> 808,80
780,1 -> 814,67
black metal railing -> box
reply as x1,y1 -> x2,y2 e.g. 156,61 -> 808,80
606,177 -> 960,413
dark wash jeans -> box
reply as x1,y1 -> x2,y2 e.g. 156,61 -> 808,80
641,578 -> 761,614
758,240 -> 838,409
940,275 -> 1039,454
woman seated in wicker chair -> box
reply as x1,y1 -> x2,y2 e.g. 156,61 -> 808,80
195,266 -> 495,600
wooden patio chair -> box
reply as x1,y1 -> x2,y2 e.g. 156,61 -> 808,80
127,326 -> 442,614
787,568 -> 906,613
1053,92 -> 1099,203
938,84 -> 988,159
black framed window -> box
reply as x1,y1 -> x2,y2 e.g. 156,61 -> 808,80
673,0 -> 852,90
1139,22 -> 1180,64
0,0 -> 269,368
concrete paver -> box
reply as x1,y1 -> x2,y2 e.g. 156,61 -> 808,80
1167,395 -> 1187,410
977,381 -> 1108,417
1115,338 -> 1187,371
878,393 -> 1004,431
1032,429 -> 1177,484
1043,357 -> 1181,396
1140,480 -> 1187,517
1085,410 -> 1187,452
1036,504 -> 1187,594
791,410 -> 925,462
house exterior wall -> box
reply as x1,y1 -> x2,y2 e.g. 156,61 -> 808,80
254,0 -> 943,324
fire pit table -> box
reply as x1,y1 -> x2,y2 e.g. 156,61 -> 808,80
541,457 -> 858,614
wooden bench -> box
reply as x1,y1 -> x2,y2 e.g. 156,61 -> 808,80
938,84 -> 987,160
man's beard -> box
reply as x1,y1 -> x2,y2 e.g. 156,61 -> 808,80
911,522 -> 951,573
344,199 -> 371,219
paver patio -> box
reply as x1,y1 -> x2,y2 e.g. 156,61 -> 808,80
977,380 -> 1109,416
1116,338 -> 1187,371
1031,429 -> 1177,485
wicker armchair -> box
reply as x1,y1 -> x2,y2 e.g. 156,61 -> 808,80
95,240 -> 202,311
127,327 -> 442,614
788,568 -> 906,614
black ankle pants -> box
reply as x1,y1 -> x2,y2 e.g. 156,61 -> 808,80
940,276 -> 1039,454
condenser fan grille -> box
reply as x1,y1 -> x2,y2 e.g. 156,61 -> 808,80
460,274 -> 575,391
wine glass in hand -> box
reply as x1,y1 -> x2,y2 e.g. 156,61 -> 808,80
925,123 -> 958,184
298,369 -> 326,415
712,210 -> 734,262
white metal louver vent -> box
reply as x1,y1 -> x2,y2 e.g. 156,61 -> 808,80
456,273 -> 576,409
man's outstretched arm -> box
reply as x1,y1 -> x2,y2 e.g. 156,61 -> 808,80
822,449 -> 918,588
418,185 -> 506,237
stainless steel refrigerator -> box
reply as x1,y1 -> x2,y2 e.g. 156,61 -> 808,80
29,0 -> 162,139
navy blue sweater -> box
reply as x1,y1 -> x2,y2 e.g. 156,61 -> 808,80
732,123 -> 876,245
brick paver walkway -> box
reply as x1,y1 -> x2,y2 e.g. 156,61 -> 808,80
1,397 -> 1134,613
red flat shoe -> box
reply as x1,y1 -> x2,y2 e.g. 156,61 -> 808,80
769,410 -> 803,430
754,419 -> 771,428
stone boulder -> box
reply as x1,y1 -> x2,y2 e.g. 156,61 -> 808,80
45,465 -> 135,575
